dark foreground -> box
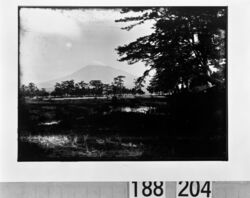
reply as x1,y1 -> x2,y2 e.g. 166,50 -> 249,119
18,90 -> 227,161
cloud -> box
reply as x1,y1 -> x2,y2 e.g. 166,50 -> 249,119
20,8 -> 81,38
63,9 -> 121,24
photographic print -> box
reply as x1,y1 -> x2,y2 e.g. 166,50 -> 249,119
18,7 -> 227,161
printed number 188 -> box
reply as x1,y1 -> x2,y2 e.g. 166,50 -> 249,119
130,181 -> 165,198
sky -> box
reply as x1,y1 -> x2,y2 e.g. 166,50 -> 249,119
20,8 -> 154,84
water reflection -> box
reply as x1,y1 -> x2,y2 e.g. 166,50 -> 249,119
39,120 -> 61,126
113,106 -> 156,114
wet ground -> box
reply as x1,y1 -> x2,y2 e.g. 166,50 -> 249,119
19,134 -> 145,160
18,95 -> 227,161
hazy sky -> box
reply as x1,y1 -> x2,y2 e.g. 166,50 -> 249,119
20,8 -> 154,84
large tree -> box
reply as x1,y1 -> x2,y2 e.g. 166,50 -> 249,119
116,7 -> 227,94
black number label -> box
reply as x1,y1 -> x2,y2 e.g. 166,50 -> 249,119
178,182 -> 189,197
131,181 -> 164,197
132,181 -> 138,197
201,182 -> 212,198
153,182 -> 164,196
178,181 -> 212,198
190,182 -> 200,197
142,182 -> 152,197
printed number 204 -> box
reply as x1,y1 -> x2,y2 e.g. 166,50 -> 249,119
177,181 -> 212,198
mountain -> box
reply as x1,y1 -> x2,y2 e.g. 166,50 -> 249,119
38,65 -> 137,91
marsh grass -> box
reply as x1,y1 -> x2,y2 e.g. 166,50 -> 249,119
18,92 -> 227,161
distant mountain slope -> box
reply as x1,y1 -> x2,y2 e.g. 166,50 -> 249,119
38,65 -> 137,91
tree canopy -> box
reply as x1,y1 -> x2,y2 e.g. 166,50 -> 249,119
116,7 -> 227,94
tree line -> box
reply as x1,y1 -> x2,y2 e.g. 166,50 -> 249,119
20,75 -> 144,98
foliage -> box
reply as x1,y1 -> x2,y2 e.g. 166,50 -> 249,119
132,79 -> 145,95
89,80 -> 104,96
116,7 -> 227,94
20,83 -> 49,97
112,75 -> 125,95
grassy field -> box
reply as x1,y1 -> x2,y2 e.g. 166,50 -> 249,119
18,92 -> 227,161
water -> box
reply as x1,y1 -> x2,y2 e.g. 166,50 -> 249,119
39,120 -> 60,126
113,106 -> 156,114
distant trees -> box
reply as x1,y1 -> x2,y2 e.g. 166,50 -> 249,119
20,75 -> 148,98
102,84 -> 113,96
76,81 -> 89,95
20,75 -> 143,98
20,83 -> 49,97
51,80 -> 92,97
52,80 -> 75,96
112,75 -> 125,96
89,80 -> 104,96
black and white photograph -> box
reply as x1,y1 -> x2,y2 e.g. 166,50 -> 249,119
18,7 -> 227,161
